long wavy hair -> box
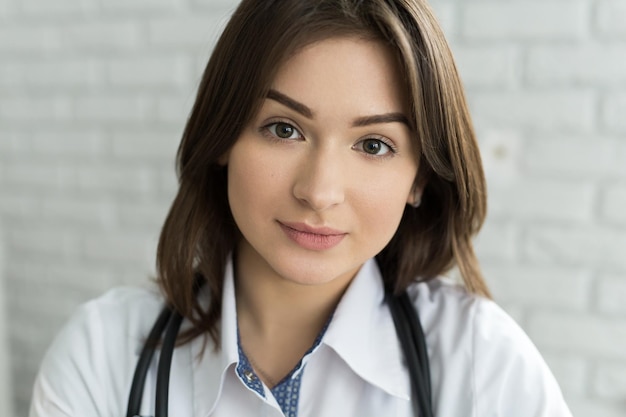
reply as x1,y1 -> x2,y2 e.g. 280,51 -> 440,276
156,0 -> 490,348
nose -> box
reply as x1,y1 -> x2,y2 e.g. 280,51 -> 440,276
292,147 -> 345,211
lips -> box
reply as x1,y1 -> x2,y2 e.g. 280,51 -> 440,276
278,221 -> 347,251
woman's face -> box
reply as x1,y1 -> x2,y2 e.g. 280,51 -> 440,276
224,36 -> 420,288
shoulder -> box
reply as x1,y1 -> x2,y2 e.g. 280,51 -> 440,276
30,286 -> 164,417
407,276 -> 537,352
410,277 -> 528,348
407,278 -> 571,417
50,286 -> 164,361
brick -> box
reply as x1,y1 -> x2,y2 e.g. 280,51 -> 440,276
474,220 -> 518,262
0,25 -> 61,52
6,273 -> 93,322
61,21 -> 142,50
194,53 -> 211,80
101,0 -> 184,13
596,0 -> 626,37
29,130 -> 105,157
604,94 -> 626,134
593,362 -> 626,400
527,311 -> 626,359
18,0 -> 97,15
75,164 -> 157,196
527,45 -> 626,86
41,196 -> 116,229
602,185 -> 626,225
488,179 -> 594,222
454,46 -> 519,88
525,136 -> 626,180
567,398 -> 626,417
470,91 -> 595,132
8,260 -> 103,287
0,0 -> 11,17
73,95 -> 152,123
13,398 -> 32,417
158,170 -> 180,197
190,0 -> 241,9
81,232 -> 155,267
483,265 -> 590,310
495,303 -> 524,327
18,59 -> 104,88
12,363 -> 41,410
107,56 -> 191,88
111,129 -> 180,160
7,227 -> 80,259
525,226 -> 626,270
0,61 -> 22,88
0,192 -> 40,219
0,131 -> 27,154
117,200 -> 170,229
429,2 -> 457,38
156,95 -> 195,125
477,128 -> 523,187
597,275 -> 626,315
148,16 -> 227,49
0,96 -> 72,123
110,268 -> 157,287
540,353 -> 587,396
461,2 -> 587,40
3,161 -> 73,189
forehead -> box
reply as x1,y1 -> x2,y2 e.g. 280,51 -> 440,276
269,36 -> 410,116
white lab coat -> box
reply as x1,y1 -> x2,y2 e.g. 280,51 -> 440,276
29,258 -> 573,417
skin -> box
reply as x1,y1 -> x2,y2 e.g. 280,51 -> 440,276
222,36 -> 421,386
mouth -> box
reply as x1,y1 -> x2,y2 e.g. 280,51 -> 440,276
278,221 -> 347,251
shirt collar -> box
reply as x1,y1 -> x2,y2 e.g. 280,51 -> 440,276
191,257 -> 411,416
322,258 -> 411,400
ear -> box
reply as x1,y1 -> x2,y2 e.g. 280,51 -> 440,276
406,179 -> 426,208
217,149 -> 230,166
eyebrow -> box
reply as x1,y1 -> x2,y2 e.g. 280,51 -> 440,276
266,89 -> 411,128
352,113 -> 411,128
267,89 -> 314,118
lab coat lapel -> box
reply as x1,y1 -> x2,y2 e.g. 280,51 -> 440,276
323,258 -> 411,401
192,258 -> 240,417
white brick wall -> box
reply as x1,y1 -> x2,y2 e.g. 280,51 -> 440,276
461,2 -> 588,40
1,0 -> 625,416
0,223 -> 15,417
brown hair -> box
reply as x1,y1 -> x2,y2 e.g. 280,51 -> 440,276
156,0 -> 490,348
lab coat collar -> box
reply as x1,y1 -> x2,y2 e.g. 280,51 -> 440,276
191,258 -> 240,417
322,258 -> 411,401
191,257 -> 411,416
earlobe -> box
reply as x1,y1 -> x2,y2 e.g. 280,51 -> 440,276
217,150 -> 230,166
407,182 -> 425,208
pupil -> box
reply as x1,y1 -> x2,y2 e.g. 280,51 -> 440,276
277,123 -> 293,138
364,139 -> 381,154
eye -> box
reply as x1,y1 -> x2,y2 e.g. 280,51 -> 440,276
265,122 -> 302,140
355,138 -> 395,156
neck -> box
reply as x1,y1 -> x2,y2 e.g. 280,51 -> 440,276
233,240 -> 361,387
234,245 -> 351,338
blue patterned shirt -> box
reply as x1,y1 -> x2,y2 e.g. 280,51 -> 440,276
236,321 -> 330,417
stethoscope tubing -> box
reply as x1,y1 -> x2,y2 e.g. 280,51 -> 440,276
155,311 -> 184,417
387,291 -> 434,417
126,306 -> 172,417
128,291 -> 433,417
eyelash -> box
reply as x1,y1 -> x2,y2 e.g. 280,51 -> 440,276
259,119 -> 398,159
260,119 -> 304,142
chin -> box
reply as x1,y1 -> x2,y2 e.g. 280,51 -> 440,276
269,253 -> 362,288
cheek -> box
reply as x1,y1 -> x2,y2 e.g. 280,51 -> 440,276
353,179 -> 412,238
227,146 -> 289,216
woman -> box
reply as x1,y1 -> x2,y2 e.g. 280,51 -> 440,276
30,0 -> 572,416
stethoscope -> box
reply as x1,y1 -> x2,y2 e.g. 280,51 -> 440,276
126,287 -> 433,417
